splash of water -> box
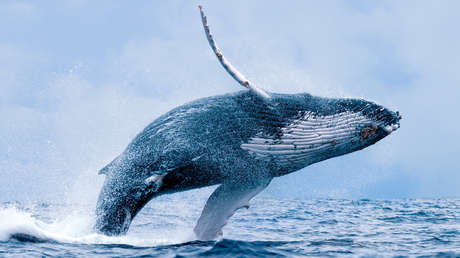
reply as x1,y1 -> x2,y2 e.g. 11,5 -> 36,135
0,203 -> 195,246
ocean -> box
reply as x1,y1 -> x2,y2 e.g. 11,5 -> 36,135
1,195 -> 459,257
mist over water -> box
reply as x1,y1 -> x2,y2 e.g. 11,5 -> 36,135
1,1 -> 459,256
1,1 -> 459,202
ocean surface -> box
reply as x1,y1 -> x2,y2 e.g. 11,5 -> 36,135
1,196 -> 459,257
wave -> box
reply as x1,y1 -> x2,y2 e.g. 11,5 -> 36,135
0,205 -> 299,257
0,205 -> 192,247
0,206 -> 51,243
2,199 -> 460,257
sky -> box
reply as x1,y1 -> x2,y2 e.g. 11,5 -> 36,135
0,1 -> 459,202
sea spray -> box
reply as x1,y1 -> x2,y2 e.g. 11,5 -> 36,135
0,206 -> 48,242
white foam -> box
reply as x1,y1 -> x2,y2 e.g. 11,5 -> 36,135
0,205 -> 193,246
0,206 -> 48,242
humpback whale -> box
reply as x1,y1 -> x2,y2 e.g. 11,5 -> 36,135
95,6 -> 401,240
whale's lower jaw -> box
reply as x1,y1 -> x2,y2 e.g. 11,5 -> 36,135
241,111 -> 398,173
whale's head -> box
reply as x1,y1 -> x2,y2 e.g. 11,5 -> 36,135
242,93 -> 401,172
327,97 -> 402,147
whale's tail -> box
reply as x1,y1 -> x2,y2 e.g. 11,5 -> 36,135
95,161 -> 167,235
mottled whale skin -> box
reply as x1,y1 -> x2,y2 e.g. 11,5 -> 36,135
95,91 -> 400,239
94,6 -> 401,240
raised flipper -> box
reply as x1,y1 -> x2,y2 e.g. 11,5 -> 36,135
198,5 -> 271,100
193,178 -> 271,240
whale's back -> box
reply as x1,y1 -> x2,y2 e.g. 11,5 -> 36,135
98,91 -> 263,176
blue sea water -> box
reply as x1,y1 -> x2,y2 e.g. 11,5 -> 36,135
1,197 -> 459,257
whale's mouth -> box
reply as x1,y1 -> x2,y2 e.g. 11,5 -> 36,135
367,108 -> 402,137
359,120 -> 400,144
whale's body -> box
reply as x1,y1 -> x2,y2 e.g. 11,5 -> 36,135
95,91 -> 400,239
95,6 -> 401,240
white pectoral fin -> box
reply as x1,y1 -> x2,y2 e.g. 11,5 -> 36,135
198,5 -> 270,101
193,179 -> 271,241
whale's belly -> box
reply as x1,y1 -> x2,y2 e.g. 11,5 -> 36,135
157,163 -> 221,194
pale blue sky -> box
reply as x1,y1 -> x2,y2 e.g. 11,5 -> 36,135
1,1 -> 459,201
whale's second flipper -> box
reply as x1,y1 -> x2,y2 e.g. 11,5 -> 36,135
144,173 -> 167,193
193,178 -> 271,240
